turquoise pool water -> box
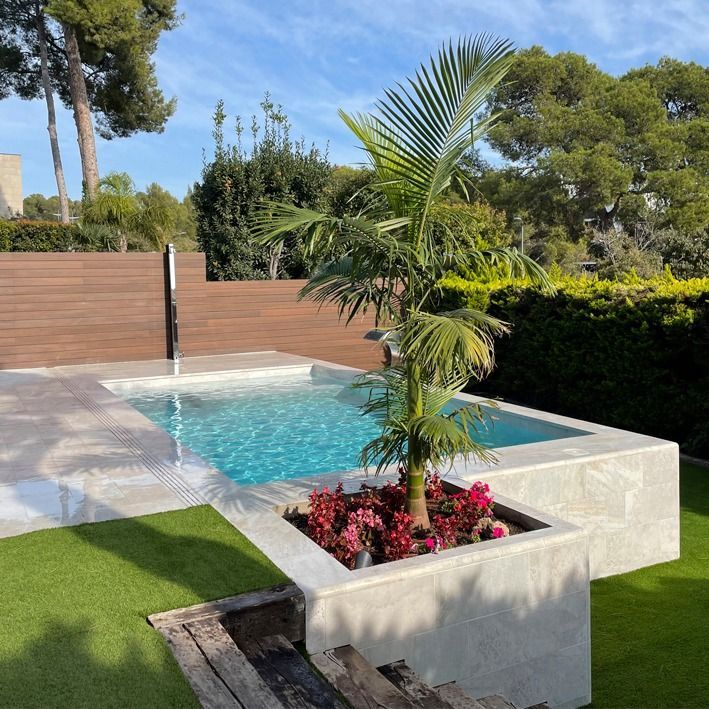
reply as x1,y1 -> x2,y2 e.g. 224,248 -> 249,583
124,374 -> 587,485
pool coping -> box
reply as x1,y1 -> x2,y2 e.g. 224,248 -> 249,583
83,354 -> 678,581
94,357 -> 674,501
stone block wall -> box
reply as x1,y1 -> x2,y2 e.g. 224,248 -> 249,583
0,153 -> 22,218
472,443 -> 680,579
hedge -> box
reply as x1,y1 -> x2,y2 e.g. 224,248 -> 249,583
0,220 -> 85,252
439,271 -> 709,456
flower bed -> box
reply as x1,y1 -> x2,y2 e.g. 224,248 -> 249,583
285,472 -> 523,569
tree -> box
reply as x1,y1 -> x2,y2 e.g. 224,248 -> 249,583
0,0 -> 70,221
656,227 -> 709,278
255,37 -> 552,527
23,193 -> 81,220
82,171 -> 170,251
325,166 -> 375,217
137,183 -> 197,251
193,98 -> 331,280
481,48 -> 709,240
429,202 -> 513,253
44,0 -> 180,198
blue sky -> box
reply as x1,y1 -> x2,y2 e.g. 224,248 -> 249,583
2,0 -> 708,199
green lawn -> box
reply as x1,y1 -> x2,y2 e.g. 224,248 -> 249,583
590,462 -> 709,708
1,466 -> 706,708
0,505 -> 288,709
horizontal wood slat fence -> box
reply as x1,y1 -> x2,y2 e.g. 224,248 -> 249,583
0,252 -> 381,370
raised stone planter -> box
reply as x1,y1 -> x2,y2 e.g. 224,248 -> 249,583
213,474 -> 592,709
311,362 -> 681,580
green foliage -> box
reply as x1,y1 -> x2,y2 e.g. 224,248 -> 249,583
255,36 -> 554,525
439,272 -> 709,456
324,166 -> 375,217
45,0 -> 180,139
0,1 -> 53,101
429,201 -> 512,253
137,183 -> 197,251
0,220 -> 84,251
193,97 -> 332,280
83,172 -> 174,250
355,365 -> 495,473
23,193 -> 82,221
656,227 -> 709,279
0,506 -> 287,708
479,48 -> 709,245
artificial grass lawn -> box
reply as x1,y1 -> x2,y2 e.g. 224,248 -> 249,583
0,505 -> 288,709
590,462 -> 709,708
1,468 -> 706,708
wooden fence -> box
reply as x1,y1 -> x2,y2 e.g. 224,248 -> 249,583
0,252 -> 380,370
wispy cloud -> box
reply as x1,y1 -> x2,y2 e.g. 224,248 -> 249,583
3,0 -> 707,198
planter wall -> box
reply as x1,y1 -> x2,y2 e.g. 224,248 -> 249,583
454,441 -> 679,579
213,476 -> 592,709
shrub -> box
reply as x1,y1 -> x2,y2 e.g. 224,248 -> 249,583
302,473 -> 505,568
0,220 -> 86,252
439,272 -> 709,456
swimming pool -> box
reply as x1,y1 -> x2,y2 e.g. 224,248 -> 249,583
118,371 -> 588,485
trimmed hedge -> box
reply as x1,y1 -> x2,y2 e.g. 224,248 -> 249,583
0,220 -> 84,252
439,272 -> 709,456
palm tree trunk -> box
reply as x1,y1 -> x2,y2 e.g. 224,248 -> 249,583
269,242 -> 283,279
62,22 -> 99,200
406,361 -> 431,528
36,6 -> 70,223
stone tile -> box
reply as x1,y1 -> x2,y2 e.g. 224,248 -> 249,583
360,636 -> 416,673
528,537 -> 589,604
458,641 -> 590,709
643,444 -> 680,486
564,493 -> 627,532
410,620 -> 471,686
518,465 -> 586,508
583,456 -> 645,497
435,553 -> 532,625
625,480 -> 679,526
322,573 -> 438,650
603,516 -> 679,577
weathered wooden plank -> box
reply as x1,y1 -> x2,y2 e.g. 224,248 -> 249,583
477,696 -> 516,709
185,619 -> 283,709
159,623 -> 241,709
311,646 -> 414,709
148,582 -> 305,644
240,634 -> 346,709
378,661 -> 453,708
434,683 -> 487,709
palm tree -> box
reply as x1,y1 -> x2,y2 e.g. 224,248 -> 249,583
83,172 -> 171,251
254,36 -> 553,528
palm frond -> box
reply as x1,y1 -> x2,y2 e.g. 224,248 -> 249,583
354,365 -> 497,473
340,35 -> 516,236
300,257 -> 402,324
468,248 -> 556,292
397,309 -> 509,380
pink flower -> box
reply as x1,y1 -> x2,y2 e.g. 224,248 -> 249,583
425,537 -> 436,550
492,526 -> 505,539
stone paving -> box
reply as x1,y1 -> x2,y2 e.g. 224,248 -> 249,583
0,352 -> 310,538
